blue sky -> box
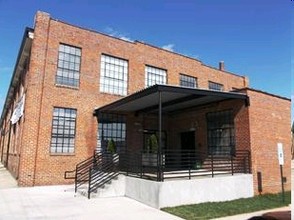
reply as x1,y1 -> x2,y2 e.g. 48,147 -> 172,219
0,0 -> 292,116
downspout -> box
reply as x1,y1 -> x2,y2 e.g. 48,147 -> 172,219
5,122 -> 12,167
0,120 -> 7,162
5,102 -> 14,167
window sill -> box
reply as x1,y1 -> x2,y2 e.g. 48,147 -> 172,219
99,91 -> 127,97
55,84 -> 79,90
50,153 -> 75,156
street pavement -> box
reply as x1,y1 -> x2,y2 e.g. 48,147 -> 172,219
0,163 -> 182,220
0,185 -> 184,220
0,162 -> 292,220
0,163 -> 17,189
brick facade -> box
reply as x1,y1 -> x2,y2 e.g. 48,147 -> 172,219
245,89 -> 291,193
0,11 -> 290,195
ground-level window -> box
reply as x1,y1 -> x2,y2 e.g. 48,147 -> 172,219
206,110 -> 235,155
180,74 -> 198,88
145,65 -> 167,87
100,54 -> 128,96
56,44 -> 81,87
208,81 -> 223,91
50,107 -> 77,153
97,113 -> 126,153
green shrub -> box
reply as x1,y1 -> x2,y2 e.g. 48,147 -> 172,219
107,139 -> 116,154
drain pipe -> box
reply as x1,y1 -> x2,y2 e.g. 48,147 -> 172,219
5,102 -> 14,168
0,120 -> 7,163
5,121 -> 12,167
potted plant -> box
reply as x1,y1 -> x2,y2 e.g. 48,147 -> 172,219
142,134 -> 159,167
105,139 -> 119,167
107,139 -> 116,154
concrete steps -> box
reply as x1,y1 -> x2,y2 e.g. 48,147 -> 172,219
76,174 -> 126,198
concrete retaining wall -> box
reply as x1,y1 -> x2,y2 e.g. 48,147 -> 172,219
125,174 -> 254,209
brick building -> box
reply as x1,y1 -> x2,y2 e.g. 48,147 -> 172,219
0,11 -> 291,197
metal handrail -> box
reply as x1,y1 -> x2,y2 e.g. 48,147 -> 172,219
88,153 -> 119,199
119,149 -> 251,181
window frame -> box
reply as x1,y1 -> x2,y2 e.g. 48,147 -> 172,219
208,81 -> 224,91
145,65 -> 167,88
50,107 -> 77,154
99,54 -> 128,96
206,109 -> 235,155
55,43 -> 81,88
97,113 -> 127,153
179,74 -> 198,88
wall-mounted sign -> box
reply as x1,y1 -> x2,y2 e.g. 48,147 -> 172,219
277,143 -> 284,165
10,94 -> 25,124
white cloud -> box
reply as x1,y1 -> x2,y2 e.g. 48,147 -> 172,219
104,26 -> 133,42
162,44 -> 175,52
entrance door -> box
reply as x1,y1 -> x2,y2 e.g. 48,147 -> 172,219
180,131 -> 195,168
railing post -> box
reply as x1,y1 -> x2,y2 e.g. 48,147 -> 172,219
126,152 -> 129,176
88,168 -> 92,199
74,165 -> 78,193
140,152 -> 143,178
231,154 -> 234,175
211,153 -> 214,177
243,157 -> 246,173
189,151 -> 191,180
157,152 -> 160,181
248,151 -> 251,174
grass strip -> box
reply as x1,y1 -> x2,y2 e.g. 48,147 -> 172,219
162,191 -> 290,220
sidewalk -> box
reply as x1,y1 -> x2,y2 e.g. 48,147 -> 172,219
0,162 -> 17,189
0,185 -> 183,220
0,161 -> 292,219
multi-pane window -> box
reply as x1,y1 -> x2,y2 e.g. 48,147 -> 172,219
180,74 -> 198,88
207,110 -> 235,155
97,113 -> 126,153
145,65 -> 167,87
56,44 -> 81,87
208,81 -> 224,91
100,54 -> 128,96
50,107 -> 77,153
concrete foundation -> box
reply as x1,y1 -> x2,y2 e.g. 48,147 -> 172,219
125,174 -> 254,209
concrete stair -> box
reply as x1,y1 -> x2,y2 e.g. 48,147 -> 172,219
76,174 -> 126,198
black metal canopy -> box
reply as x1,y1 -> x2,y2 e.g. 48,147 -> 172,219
94,84 -> 249,115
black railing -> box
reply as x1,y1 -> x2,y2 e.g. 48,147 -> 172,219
88,153 -> 119,199
119,149 -> 251,181
65,148 -> 251,198
64,151 -> 103,193
64,151 -> 119,199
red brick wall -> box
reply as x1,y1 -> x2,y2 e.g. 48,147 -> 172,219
245,89 -> 291,194
0,67 -> 27,180
126,99 -> 249,156
0,11 -> 253,186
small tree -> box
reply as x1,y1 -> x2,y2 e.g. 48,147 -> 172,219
148,134 -> 158,153
107,139 -> 116,154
